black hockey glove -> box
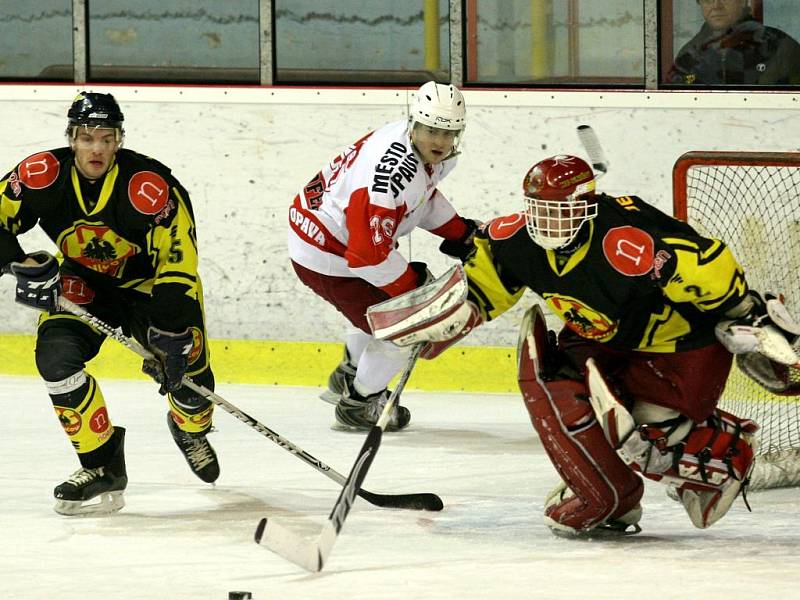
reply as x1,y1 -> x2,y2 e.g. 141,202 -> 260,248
409,260 -> 434,286
439,218 -> 481,262
9,251 -> 61,311
143,327 -> 193,395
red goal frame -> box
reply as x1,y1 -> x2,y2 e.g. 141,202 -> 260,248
672,151 -> 800,220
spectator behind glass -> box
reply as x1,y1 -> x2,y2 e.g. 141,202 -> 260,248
669,0 -> 800,85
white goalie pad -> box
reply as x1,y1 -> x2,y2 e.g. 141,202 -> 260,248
586,359 -> 674,474
586,358 -> 636,454
367,264 -> 468,346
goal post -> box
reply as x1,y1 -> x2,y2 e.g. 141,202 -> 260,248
673,151 -> 800,489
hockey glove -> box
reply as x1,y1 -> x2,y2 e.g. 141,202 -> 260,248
715,290 -> 800,365
143,327 -> 194,395
409,260 -> 434,286
9,251 -> 61,311
439,217 -> 481,262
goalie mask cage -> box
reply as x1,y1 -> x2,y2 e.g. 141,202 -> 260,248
673,151 -> 800,489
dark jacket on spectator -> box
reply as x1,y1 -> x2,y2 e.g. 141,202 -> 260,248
669,14 -> 800,85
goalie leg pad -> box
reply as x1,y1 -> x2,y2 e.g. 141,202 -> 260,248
669,411 -> 758,528
518,306 -> 643,534
588,360 -> 758,528
521,377 -> 644,534
592,367 -> 758,528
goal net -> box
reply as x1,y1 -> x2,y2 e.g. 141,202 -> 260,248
673,151 -> 800,489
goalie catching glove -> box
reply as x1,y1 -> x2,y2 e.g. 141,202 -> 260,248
715,290 -> 800,363
367,264 -> 483,359
715,291 -> 800,394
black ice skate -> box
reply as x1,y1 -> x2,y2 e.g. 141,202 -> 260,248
335,382 -> 410,432
54,426 -> 128,516
320,345 -> 356,405
167,412 -> 220,483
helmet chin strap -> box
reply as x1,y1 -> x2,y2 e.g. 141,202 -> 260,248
555,222 -> 591,255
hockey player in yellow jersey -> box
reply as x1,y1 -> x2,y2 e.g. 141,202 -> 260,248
0,92 -> 219,515
381,153 -> 800,535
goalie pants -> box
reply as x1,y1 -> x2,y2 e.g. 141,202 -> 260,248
35,279 -> 214,469
557,329 -> 733,423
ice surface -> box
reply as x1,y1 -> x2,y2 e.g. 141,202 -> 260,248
1,376 -> 798,600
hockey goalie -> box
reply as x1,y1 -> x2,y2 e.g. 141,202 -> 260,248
371,153 -> 800,536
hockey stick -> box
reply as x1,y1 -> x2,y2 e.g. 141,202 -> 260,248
57,297 -> 443,512
255,343 -> 424,572
576,124 -> 609,178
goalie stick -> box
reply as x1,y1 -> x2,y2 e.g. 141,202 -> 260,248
57,297 -> 443,512
255,343 -> 424,572
577,124 -> 609,178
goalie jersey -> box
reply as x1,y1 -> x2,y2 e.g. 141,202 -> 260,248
465,193 -> 749,352
0,147 -> 202,332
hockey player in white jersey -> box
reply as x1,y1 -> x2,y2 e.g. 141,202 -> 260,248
288,81 -> 479,431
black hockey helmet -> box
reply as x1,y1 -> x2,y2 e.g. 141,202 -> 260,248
66,91 -> 125,140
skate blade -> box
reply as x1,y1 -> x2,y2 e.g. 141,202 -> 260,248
319,389 -> 340,405
330,421 -> 371,432
544,516 -> 641,538
54,490 -> 125,516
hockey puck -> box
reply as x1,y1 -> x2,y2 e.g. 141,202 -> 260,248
228,592 -> 252,600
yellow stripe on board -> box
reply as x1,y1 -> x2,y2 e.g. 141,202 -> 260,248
0,335 -> 520,393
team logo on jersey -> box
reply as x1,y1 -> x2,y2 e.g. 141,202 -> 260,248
602,226 -> 655,277
544,293 -> 617,341
329,132 -> 371,191
487,213 -> 526,240
89,407 -> 110,434
17,151 -> 60,190
289,205 -> 327,246
304,171 -> 326,209
169,410 -> 186,426
188,406 -> 214,427
188,327 -> 204,365
651,249 -> 672,281
56,407 -> 82,436
61,275 -> 96,305
7,172 -> 22,196
371,142 -> 420,197
128,170 -> 169,215
58,222 -> 138,276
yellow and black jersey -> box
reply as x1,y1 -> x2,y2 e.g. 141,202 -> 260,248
465,193 -> 748,353
0,147 -> 202,331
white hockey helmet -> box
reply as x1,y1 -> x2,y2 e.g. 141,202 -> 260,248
409,81 -> 466,132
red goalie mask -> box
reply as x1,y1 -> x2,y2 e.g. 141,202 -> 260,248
522,155 -> 598,249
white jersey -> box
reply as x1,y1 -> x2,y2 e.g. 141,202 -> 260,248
288,120 -> 461,292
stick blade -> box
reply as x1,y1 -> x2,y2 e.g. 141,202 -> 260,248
359,489 -> 444,511
576,124 -> 608,174
255,517 -> 323,573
